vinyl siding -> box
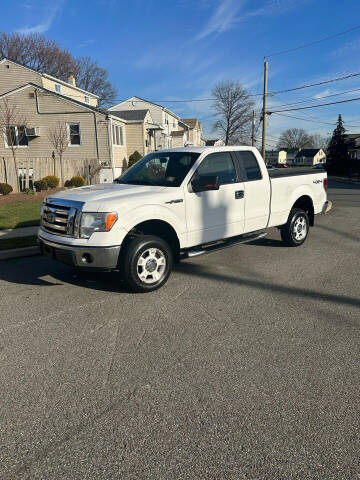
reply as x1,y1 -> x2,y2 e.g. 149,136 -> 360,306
0,86 -> 118,167
0,61 -> 42,95
42,77 -> 98,107
125,123 -> 145,157
111,119 -> 127,168
171,135 -> 185,148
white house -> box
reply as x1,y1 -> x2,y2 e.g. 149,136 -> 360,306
266,150 -> 287,165
205,139 -> 225,146
295,149 -> 326,166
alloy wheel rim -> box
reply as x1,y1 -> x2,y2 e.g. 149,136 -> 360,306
137,248 -> 167,284
293,216 -> 307,241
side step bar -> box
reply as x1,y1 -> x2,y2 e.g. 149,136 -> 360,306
184,232 -> 267,258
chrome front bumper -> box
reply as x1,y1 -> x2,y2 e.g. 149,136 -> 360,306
38,236 -> 120,269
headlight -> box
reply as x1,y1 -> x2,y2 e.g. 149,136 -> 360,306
80,212 -> 117,239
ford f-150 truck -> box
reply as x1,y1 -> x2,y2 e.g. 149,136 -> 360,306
38,146 -> 330,292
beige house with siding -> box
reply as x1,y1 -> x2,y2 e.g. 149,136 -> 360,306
170,130 -> 188,148
0,58 -> 128,184
179,118 -> 202,146
109,109 -> 161,158
109,96 -> 181,150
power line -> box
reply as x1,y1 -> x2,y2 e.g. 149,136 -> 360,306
265,24 -> 360,58
269,95 -> 360,113
272,112 -> 336,126
269,72 -> 360,96
269,87 -> 360,109
45,71 -> 360,105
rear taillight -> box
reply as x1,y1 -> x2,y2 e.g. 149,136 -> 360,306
323,178 -> 328,192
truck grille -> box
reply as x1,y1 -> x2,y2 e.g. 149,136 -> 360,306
41,202 -> 77,237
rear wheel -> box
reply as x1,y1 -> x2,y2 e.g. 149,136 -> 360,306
121,235 -> 173,292
280,208 -> 309,247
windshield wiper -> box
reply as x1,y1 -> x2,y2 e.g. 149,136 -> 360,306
124,180 -> 157,185
114,179 -> 127,184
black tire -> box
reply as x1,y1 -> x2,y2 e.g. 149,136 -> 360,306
280,208 -> 309,247
121,235 -> 173,292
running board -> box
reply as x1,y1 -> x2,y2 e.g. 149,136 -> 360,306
185,232 -> 267,258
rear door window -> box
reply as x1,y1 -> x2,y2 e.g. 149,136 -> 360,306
236,151 -> 262,181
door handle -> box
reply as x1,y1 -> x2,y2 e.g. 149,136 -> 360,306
235,190 -> 244,199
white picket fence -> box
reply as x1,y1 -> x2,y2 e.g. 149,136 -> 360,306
0,156 -> 100,192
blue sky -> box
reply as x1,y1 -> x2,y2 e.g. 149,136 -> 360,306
2,0 -> 360,144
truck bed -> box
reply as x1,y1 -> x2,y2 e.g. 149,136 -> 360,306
268,167 -> 325,178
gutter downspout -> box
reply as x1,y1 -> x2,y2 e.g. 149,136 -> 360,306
107,116 -> 116,180
35,89 -> 100,162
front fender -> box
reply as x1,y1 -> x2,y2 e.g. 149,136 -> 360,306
119,203 -> 186,247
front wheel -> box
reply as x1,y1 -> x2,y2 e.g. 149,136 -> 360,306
121,235 -> 173,292
280,208 -> 309,247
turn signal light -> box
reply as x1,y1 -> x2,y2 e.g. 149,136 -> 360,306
105,212 -> 118,231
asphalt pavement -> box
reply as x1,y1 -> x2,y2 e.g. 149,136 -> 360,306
0,180 -> 359,479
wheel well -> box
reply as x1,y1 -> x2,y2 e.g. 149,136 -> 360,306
124,220 -> 180,258
292,195 -> 314,226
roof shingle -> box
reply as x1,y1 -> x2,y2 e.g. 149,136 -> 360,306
110,109 -> 149,121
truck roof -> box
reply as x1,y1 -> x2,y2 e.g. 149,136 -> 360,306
156,146 -> 257,154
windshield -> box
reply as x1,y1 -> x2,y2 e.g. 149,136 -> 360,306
115,151 -> 200,187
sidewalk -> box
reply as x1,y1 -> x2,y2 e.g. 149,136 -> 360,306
0,226 -> 39,239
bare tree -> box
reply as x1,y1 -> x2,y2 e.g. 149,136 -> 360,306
212,81 -> 254,145
309,133 -> 330,151
0,32 -> 117,107
47,121 -> 68,185
276,128 -> 313,150
0,98 -> 27,190
75,57 -> 117,107
0,32 -> 78,79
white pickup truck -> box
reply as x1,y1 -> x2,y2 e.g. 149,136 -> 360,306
38,147 -> 330,292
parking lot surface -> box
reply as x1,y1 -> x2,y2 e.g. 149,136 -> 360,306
0,180 -> 359,479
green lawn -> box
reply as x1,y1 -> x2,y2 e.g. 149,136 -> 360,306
0,200 -> 42,230
0,235 -> 38,250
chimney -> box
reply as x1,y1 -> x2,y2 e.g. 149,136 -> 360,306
68,74 -> 76,87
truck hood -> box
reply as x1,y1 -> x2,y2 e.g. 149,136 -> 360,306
46,183 -> 171,211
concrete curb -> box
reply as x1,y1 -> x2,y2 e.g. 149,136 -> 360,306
0,246 -> 40,261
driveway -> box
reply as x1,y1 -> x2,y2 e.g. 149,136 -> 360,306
0,180 -> 359,479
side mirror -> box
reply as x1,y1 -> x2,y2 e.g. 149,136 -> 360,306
191,175 -> 219,193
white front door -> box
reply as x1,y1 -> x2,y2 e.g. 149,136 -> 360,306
185,151 -> 245,246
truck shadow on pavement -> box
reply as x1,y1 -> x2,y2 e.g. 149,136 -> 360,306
0,256 -> 131,293
175,261 -> 360,309
1,254 -> 360,308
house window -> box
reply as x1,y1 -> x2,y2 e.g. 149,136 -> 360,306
4,126 -> 28,148
84,96 -> 90,104
55,83 -> 62,94
112,124 -> 124,146
67,123 -> 81,146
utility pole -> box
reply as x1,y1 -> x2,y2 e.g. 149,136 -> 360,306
261,60 -> 268,162
251,110 -> 256,146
